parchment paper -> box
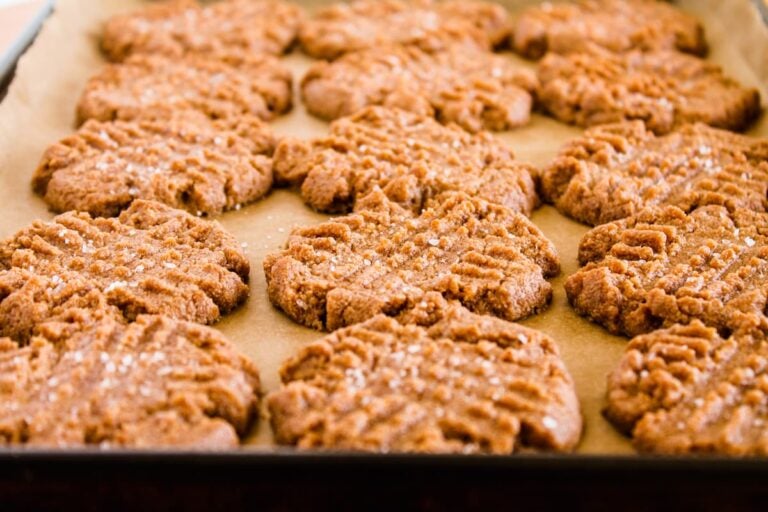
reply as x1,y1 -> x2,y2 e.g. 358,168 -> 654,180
0,0 -> 766,454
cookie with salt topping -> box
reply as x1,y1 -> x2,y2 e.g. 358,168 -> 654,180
512,0 -> 706,59
34,110 -> 276,217
537,50 -> 760,134
102,0 -> 304,62
77,53 -> 292,125
540,121 -> 768,226
274,106 -> 537,215
0,200 -> 249,343
606,321 -> 768,455
263,190 -> 559,331
267,297 -> 582,453
298,0 -> 508,59
301,43 -> 537,133
0,315 -> 260,448
567,204 -> 768,337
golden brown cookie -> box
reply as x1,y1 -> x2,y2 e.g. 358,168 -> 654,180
0,315 -> 260,448
274,106 -> 537,215
267,298 -> 581,453
512,0 -> 706,60
102,0 -> 304,62
0,200 -> 249,343
301,43 -> 537,133
537,50 -> 760,134
605,321 -> 768,455
298,0 -> 508,59
540,122 -> 768,226
263,190 -> 559,331
76,53 -> 292,125
34,111 -> 275,217
567,205 -> 768,337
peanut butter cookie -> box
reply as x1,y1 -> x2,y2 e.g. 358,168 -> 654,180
299,0 -> 508,59
541,121 -> 768,226
512,0 -> 706,59
102,0 -> 304,61
537,50 -> 760,134
0,200 -> 249,342
0,315 -> 260,448
567,205 -> 768,336
606,321 -> 768,455
274,106 -> 537,214
301,44 -> 537,133
77,53 -> 292,125
267,297 -> 581,453
264,190 -> 559,331
34,111 -> 275,217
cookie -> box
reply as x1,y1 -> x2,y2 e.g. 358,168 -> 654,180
102,0 -> 304,62
0,200 -> 249,343
263,190 -> 559,331
512,0 -> 707,60
267,297 -> 581,453
34,110 -> 276,217
540,121 -> 768,226
605,321 -> 768,455
76,53 -> 292,125
567,205 -> 768,337
274,106 -> 537,215
0,315 -> 260,448
537,50 -> 761,134
298,0 -> 508,60
301,43 -> 538,133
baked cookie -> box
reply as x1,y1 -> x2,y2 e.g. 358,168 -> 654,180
567,205 -> 768,337
102,0 -> 304,62
512,0 -> 706,60
537,50 -> 761,134
0,315 -> 260,448
267,297 -> 581,453
274,106 -> 537,215
540,122 -> 768,226
34,111 -> 276,217
301,44 -> 537,133
264,190 -> 559,331
77,53 -> 292,125
605,321 -> 768,455
298,0 -> 509,60
0,200 -> 249,342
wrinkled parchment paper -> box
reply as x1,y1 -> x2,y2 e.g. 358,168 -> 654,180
0,0 -> 766,453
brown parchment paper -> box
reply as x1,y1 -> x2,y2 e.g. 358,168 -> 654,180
0,0 -> 766,455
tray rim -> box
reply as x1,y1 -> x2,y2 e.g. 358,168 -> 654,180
1,449 -> 768,471
0,0 -> 55,98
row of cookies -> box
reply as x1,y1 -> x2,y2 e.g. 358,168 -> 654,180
259,0 -> 583,450
297,0 -> 760,138
522,0 -> 768,452
87,0 -> 763,139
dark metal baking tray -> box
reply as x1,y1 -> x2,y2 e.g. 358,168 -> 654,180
1,1 -> 768,508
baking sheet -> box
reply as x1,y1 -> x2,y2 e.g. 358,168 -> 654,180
0,0 -> 766,455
